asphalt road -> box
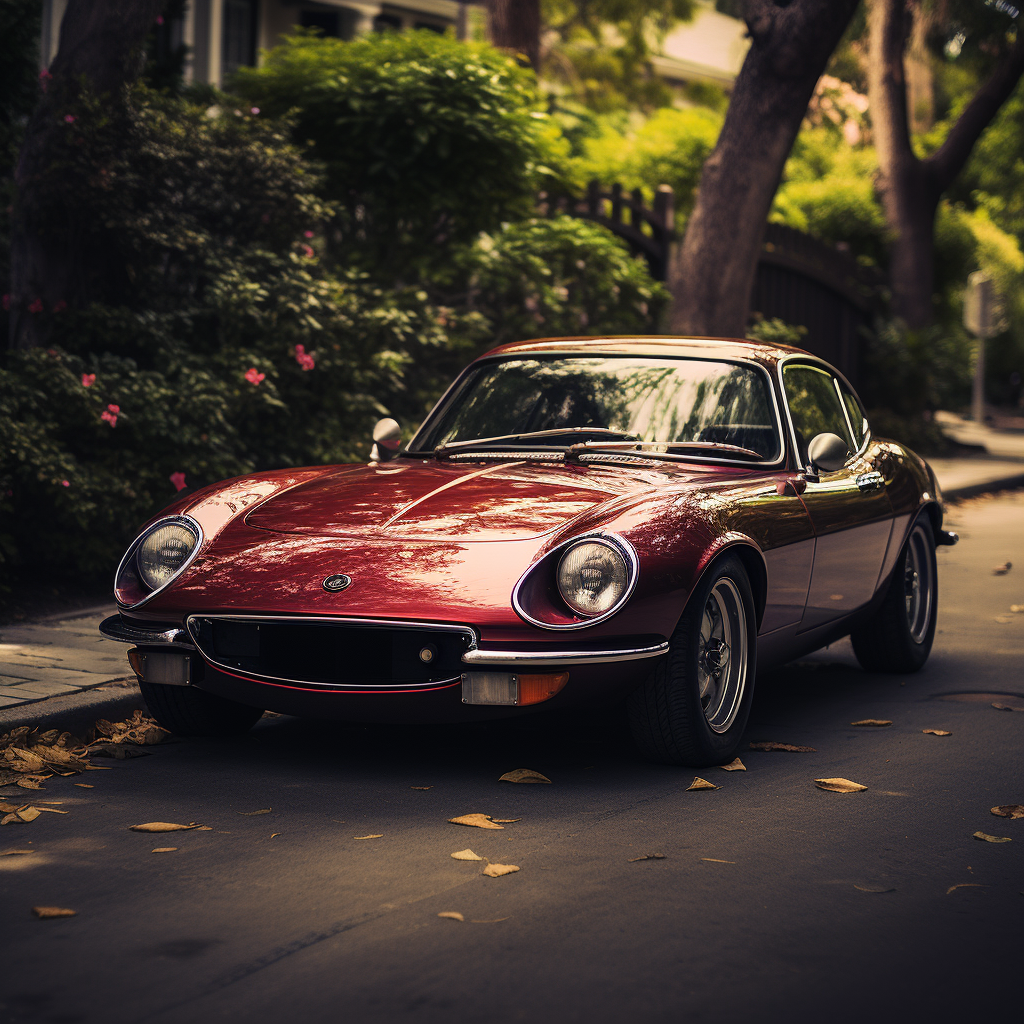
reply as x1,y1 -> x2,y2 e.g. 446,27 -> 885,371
3,492 -> 1023,1024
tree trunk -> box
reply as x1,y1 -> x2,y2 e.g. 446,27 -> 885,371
868,0 -> 1024,329
668,0 -> 859,338
487,0 -> 541,71
8,0 -> 165,350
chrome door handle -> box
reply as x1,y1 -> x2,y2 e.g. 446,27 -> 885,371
856,470 -> 885,492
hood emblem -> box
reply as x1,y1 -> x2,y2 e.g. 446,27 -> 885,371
322,574 -> 352,593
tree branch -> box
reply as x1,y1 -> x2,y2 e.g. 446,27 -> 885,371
926,32 -> 1024,192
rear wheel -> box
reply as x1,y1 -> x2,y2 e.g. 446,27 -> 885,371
850,518 -> 937,673
139,681 -> 264,737
628,555 -> 756,766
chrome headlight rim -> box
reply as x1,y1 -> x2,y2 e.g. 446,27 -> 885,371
113,515 -> 204,610
512,532 -> 639,631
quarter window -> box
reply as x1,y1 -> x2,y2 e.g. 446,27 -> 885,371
838,381 -> 869,449
783,364 -> 854,466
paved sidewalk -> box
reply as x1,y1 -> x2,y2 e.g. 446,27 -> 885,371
1,450 -> 1022,725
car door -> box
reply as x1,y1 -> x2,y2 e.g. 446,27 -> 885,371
782,362 -> 894,632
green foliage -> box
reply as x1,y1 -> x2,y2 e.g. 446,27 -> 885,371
745,317 -> 807,347
233,31 -> 558,278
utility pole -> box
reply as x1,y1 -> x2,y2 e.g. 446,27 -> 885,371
963,272 -> 997,424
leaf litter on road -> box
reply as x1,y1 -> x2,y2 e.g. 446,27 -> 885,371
973,831 -> 1011,843
499,769 -> 551,784
32,907 -> 76,919
947,883 -> 987,894
991,805 -> 1024,819
1,849 -> 35,856
992,562 -> 1012,575
719,758 -> 746,771
410,786 -> 432,790
438,911 -> 464,921
129,822 -> 208,833
449,814 -> 504,829
922,729 -> 952,736
451,849 -> 483,861
687,777 -> 718,791
851,719 -> 892,727
628,853 -> 665,862
151,848 -> 177,853
992,702 -> 1024,712
749,741 -> 816,752
237,809 -> 271,816
815,778 -> 868,793
353,835 -> 384,840
853,885 -> 895,893
701,858 -> 736,864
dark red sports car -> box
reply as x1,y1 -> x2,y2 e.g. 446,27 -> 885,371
100,337 -> 956,766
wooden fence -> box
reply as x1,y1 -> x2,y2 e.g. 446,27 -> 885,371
542,181 -> 883,386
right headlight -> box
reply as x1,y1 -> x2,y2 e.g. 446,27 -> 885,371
556,539 -> 630,617
114,516 -> 203,608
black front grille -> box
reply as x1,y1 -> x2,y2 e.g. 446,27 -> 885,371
187,617 -> 476,689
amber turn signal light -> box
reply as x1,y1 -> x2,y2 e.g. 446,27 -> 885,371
517,672 -> 569,706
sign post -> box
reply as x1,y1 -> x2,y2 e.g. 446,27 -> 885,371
963,272 -> 997,423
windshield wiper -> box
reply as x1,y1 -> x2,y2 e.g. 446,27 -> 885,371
566,440 -> 764,462
433,427 -> 641,456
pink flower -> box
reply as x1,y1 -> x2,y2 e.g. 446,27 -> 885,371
303,230 -> 314,239
81,373 -> 96,388
28,298 -> 44,314
294,344 -> 315,371
156,14 -> 164,24
100,403 -> 119,427
169,471 -> 187,492
250,107 -> 260,115
53,300 -> 67,313
39,69 -> 51,91
244,367 -> 265,385
301,244 -> 315,259
64,114 -> 76,124
61,479 -> 70,487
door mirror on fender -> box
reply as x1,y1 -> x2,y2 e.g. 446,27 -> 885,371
370,418 -> 401,463
807,432 -> 850,474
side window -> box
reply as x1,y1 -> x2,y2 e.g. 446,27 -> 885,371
838,381 -> 868,449
782,364 -> 854,466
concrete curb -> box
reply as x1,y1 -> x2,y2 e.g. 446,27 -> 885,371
942,470 -> 1024,502
0,680 -> 146,738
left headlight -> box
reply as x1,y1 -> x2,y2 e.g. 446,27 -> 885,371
556,539 -> 630,617
115,516 -> 202,608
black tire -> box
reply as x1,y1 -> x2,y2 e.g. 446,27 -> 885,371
139,681 -> 264,737
850,517 -> 937,674
628,555 -> 757,766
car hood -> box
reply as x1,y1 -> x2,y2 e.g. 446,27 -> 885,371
244,458 -> 681,542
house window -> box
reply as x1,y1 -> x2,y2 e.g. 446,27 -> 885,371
300,11 -> 340,37
414,21 -> 445,33
222,0 -> 258,79
373,13 -> 403,31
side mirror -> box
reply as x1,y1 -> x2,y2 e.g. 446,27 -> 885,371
807,432 -> 849,474
370,418 -> 401,463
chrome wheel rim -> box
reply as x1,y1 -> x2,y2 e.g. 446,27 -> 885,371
904,524 -> 934,644
697,577 -> 748,733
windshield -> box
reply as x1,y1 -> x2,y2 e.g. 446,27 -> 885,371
412,356 -> 782,461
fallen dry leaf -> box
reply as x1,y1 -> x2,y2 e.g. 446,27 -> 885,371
992,562 -> 1012,575
973,831 -> 1012,843
1,849 -> 35,856
995,616 -> 1013,623
947,883 -> 986,894
32,807 -> 67,814
73,784 -> 94,789
450,849 -> 484,861
1010,604 -> 1024,613
992,702 -> 1024,712
687,777 -> 718,791
991,805 -> 1024,819
749,741 -> 816,752
628,853 -> 666,862
481,862 -> 519,877
270,833 -> 281,839
32,906 -> 76,919
491,818 -> 522,823
437,911 -> 464,921
449,814 -> 504,830
499,769 -> 552,784
151,848 -> 177,853
353,834 -> 384,840
3,806 -> 42,823
410,786 -> 432,790
851,719 -> 892,727
853,885 -> 896,893
922,729 -> 952,736
471,917 -> 510,923
719,758 -> 746,771
128,822 -> 205,833
237,809 -> 271,816
815,778 -> 868,793
15,777 -> 47,790
701,858 -> 736,864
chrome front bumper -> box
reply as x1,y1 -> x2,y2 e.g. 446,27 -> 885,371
99,614 -> 194,649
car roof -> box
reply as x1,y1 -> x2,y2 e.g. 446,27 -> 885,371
477,335 -> 816,371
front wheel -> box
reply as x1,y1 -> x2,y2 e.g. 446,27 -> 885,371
628,555 -> 756,766
850,518 -> 937,673
140,681 -> 264,737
